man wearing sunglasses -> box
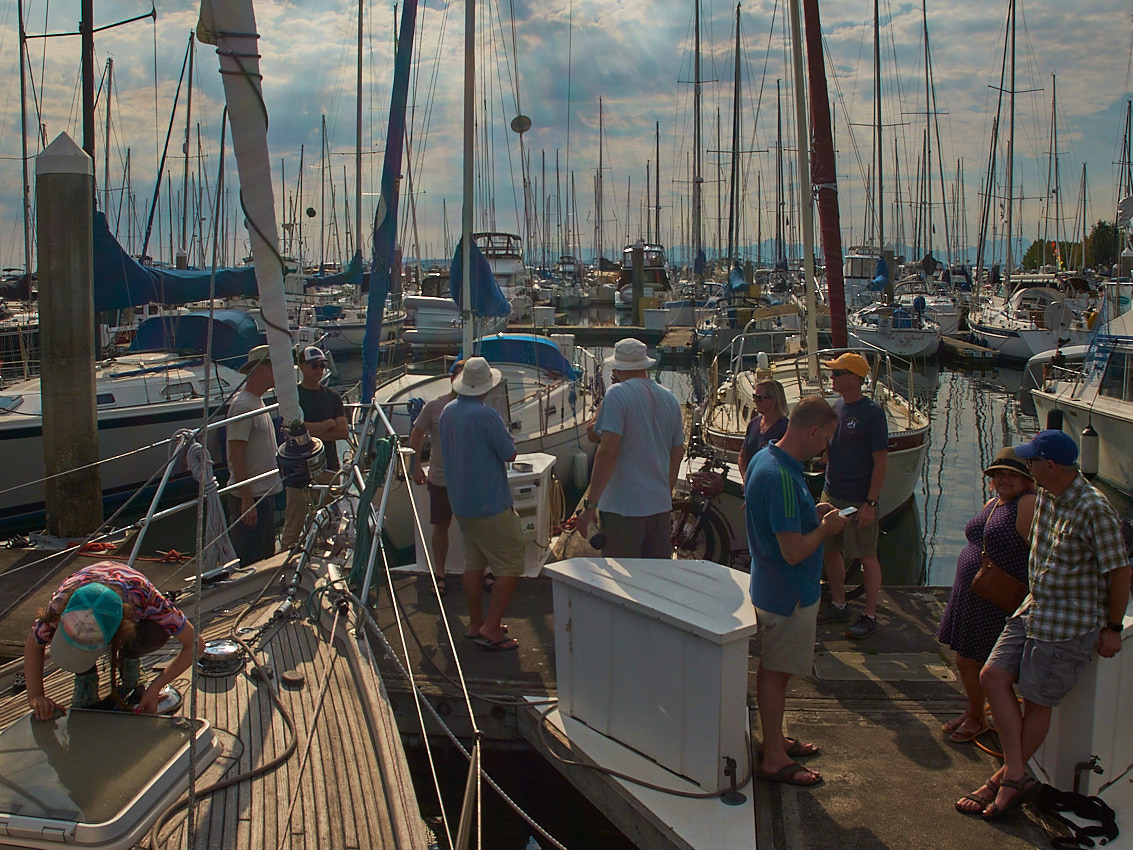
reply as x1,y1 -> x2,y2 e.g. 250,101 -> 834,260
815,352 -> 888,639
281,346 -> 348,549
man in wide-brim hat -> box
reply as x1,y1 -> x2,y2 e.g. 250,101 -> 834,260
577,338 -> 684,558
438,357 -> 525,650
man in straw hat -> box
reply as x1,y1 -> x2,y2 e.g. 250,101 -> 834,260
577,338 -> 684,558
24,562 -> 205,718
227,344 -> 282,566
968,430 -> 1130,821
815,352 -> 888,639
438,357 -> 524,650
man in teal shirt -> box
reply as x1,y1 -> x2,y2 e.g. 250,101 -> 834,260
746,396 -> 847,786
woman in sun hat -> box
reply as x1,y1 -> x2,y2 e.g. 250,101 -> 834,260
23,561 -> 205,719
937,447 -> 1035,762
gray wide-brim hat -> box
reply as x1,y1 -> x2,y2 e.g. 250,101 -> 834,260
240,344 -> 271,374
452,356 -> 502,396
606,338 -> 657,371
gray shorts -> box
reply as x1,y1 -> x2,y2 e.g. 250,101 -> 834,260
820,493 -> 880,559
985,614 -> 1097,707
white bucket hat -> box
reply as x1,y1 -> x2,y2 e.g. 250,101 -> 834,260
606,338 -> 657,371
451,356 -> 502,396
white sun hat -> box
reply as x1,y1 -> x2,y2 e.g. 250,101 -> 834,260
451,356 -> 502,396
605,337 -> 657,371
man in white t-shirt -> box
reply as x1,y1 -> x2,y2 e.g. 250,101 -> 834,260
407,361 -> 463,595
577,338 -> 684,558
226,345 -> 282,566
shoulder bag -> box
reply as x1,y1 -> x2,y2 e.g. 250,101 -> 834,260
970,501 -> 1029,613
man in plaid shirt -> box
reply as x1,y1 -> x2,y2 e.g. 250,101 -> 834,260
960,430 -> 1131,821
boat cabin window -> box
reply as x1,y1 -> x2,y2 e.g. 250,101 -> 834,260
161,382 -> 196,401
1099,351 -> 1132,402
0,394 -> 23,413
96,393 -> 116,406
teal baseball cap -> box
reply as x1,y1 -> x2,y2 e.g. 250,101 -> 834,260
49,583 -> 123,673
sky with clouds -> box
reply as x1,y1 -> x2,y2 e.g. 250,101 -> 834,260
1,0 -> 1132,273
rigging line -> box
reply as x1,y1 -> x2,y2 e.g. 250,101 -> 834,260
375,456 -> 460,847
353,601 -> 570,850
277,605 -> 344,849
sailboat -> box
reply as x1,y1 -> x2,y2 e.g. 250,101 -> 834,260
689,0 -> 930,552
846,0 -> 941,359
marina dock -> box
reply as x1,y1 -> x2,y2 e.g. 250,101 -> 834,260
941,334 -> 997,367
370,573 -> 1055,849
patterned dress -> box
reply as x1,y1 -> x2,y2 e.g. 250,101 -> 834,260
937,496 -> 1031,662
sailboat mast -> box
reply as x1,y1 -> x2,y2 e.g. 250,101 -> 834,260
180,31 -> 195,264
786,0 -> 818,368
461,0 -> 475,355
693,0 -> 703,281
874,0 -> 883,250
597,98 -> 604,263
356,0 -> 363,259
922,0 -> 932,260
104,58 -> 113,216
727,3 -> 741,263
18,0 -> 32,286
654,122 -> 661,243
1005,0 -> 1015,292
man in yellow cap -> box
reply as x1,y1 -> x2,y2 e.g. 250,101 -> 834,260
815,352 -> 888,639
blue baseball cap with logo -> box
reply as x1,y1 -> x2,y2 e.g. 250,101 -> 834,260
49,582 -> 123,673
1014,429 -> 1079,466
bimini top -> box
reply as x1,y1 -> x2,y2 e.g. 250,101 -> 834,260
463,334 -> 580,379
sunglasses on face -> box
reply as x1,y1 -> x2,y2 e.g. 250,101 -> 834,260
754,394 -> 773,401
830,370 -> 850,377
306,362 -> 327,370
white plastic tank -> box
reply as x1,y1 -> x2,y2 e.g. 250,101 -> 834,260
534,305 -> 556,327
550,333 -> 575,361
571,448 -> 588,490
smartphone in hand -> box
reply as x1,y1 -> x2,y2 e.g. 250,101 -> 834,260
838,505 -> 859,517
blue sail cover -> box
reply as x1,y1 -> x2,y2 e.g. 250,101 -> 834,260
93,211 -> 259,312
728,262 -> 747,291
128,309 -> 264,370
362,0 -> 419,403
466,334 -> 580,379
304,251 -> 363,289
869,256 -> 890,292
449,237 -> 510,318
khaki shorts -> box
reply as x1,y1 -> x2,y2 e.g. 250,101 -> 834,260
755,600 -> 819,676
820,492 -> 880,559
455,508 -> 526,577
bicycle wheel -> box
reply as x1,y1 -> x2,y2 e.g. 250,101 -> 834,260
671,500 -> 731,565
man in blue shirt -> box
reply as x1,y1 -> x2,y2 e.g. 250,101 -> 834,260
439,357 -> 524,650
747,396 -> 847,786
577,338 -> 685,557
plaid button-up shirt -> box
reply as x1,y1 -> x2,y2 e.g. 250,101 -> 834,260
1027,474 -> 1127,641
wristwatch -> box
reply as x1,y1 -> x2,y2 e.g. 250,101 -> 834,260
865,499 -> 878,507
1105,621 -> 1124,634
583,498 -> 594,509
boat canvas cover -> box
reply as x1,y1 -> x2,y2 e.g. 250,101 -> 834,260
468,334 -> 580,379
93,212 -> 260,312
129,310 -> 264,370
304,251 -> 363,289
449,237 -> 511,318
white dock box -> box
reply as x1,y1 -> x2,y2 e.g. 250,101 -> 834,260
1032,613 -> 1132,794
545,557 -> 758,793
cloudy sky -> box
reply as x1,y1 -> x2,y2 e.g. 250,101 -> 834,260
1,0 -> 1131,273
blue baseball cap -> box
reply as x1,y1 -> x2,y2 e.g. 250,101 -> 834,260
49,583 -> 123,673
1014,430 -> 1078,466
